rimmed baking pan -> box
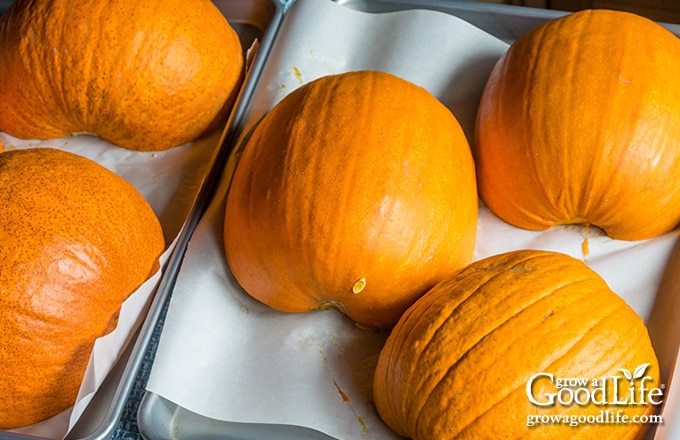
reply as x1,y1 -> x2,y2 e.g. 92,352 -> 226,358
134,0 -> 680,438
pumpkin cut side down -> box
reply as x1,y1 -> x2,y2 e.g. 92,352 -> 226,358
475,9 -> 680,241
0,148 -> 165,428
0,0 -> 244,151
373,249 -> 661,440
223,70 -> 478,329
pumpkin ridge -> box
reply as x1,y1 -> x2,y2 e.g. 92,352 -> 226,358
405,253 -> 592,431
448,301 -> 636,439
478,22 -> 559,229
401,285 -> 482,429
65,9 -> 104,130
15,12 -> 69,137
287,82 -> 356,298
308,78 -> 372,290
374,278 -> 460,436
234,88 -> 320,311
573,52 -> 619,227
536,15 -> 597,222
411,276 -> 607,437
564,16 -> 655,230
535,20 -> 576,223
541,303 -> 651,377
403,255 -> 536,367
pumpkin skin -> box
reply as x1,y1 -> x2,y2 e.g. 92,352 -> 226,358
475,9 -> 680,240
223,70 -> 478,329
0,0 -> 243,151
374,250 -> 660,440
0,148 -> 165,428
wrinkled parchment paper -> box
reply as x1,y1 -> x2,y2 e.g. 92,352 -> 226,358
146,0 -> 680,439
0,126 -> 222,438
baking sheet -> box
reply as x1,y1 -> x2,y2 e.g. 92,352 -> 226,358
141,0 -> 680,439
0,0 -> 281,438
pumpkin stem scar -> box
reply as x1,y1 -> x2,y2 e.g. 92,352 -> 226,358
314,299 -> 348,315
352,277 -> 366,294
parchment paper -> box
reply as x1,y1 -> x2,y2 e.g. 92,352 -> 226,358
145,0 -> 680,439
0,126 -> 222,438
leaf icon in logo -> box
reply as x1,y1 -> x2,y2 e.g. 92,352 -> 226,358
633,363 -> 650,380
619,368 -> 633,382
619,364 -> 650,386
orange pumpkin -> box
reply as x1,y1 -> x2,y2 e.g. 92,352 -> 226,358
0,0 -> 243,151
374,249 -> 661,440
475,10 -> 680,241
223,70 -> 478,329
0,148 -> 165,428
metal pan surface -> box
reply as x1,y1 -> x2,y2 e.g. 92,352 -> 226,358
335,0 -> 680,38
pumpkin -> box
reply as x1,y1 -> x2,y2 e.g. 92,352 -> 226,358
0,148 -> 165,428
0,0 -> 243,151
223,70 -> 478,329
474,9 -> 680,241
374,249 -> 661,440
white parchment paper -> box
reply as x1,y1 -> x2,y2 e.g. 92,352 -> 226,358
0,126 -> 222,438
145,0 -> 680,439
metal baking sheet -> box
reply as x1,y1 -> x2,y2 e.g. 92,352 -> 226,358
336,0 -> 680,38
135,0 -> 680,439
0,0 -> 283,439
138,393 -> 336,440
338,0 -> 566,41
